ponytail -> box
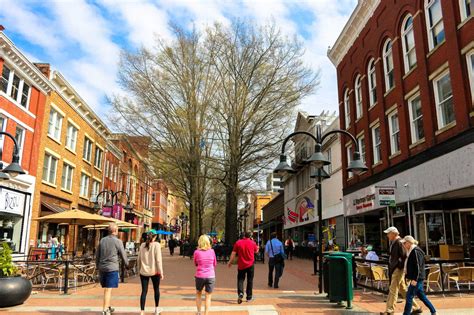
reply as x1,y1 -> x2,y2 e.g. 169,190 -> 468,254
145,234 -> 156,250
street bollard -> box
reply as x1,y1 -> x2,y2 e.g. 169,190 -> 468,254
63,260 -> 69,294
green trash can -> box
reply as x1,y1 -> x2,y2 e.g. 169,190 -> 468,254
327,252 -> 353,309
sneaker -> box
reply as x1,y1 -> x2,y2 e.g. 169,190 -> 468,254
237,294 -> 243,304
102,310 -> 111,315
155,308 -> 162,315
411,309 -> 423,314
108,307 -> 115,313
246,297 -> 253,302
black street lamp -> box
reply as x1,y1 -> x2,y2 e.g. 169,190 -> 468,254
179,212 -> 188,239
274,125 -> 367,294
93,190 -> 133,214
242,210 -> 249,232
110,190 -> 133,213
0,131 -> 26,180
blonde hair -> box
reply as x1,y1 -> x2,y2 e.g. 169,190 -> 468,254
198,235 -> 212,250
403,235 -> 419,245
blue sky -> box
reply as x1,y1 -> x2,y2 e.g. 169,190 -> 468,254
0,0 -> 357,116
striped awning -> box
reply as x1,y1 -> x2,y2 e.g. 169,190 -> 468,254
41,201 -> 69,214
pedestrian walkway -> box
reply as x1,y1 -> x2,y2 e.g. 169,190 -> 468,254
4,251 -> 473,314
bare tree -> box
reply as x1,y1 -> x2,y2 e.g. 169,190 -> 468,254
208,22 -> 319,244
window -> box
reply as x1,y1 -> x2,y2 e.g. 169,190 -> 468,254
367,59 -> 377,106
355,75 -> 363,119
91,180 -> 101,200
324,148 -> 332,174
80,173 -> 90,198
372,125 -> 382,164
61,163 -> 74,192
383,40 -> 395,91
83,137 -> 93,162
460,0 -> 473,21
426,0 -> 445,50
347,145 -> 353,178
402,15 -> 417,73
388,111 -> 400,155
0,116 -> 6,150
65,123 -> 78,152
433,71 -> 455,128
407,94 -> 425,143
14,126 -> 25,163
467,51 -> 474,102
0,65 -> 31,108
94,147 -> 103,169
48,108 -> 63,141
357,135 -> 366,164
105,160 -> 109,179
152,193 -> 156,202
344,89 -> 351,128
42,154 -> 58,184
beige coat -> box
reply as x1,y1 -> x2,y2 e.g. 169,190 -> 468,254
137,242 -> 163,276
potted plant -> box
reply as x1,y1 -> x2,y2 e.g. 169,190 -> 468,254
0,242 -> 32,308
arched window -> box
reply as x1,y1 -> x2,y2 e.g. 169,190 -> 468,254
460,0 -> 473,21
425,0 -> 445,50
401,15 -> 416,73
383,39 -> 394,92
355,75 -> 363,119
344,89 -> 351,128
367,59 -> 377,106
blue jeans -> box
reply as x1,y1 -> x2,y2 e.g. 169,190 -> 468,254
403,280 -> 436,315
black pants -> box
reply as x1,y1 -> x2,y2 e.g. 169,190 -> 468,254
313,252 -> 319,274
237,265 -> 254,299
286,247 -> 293,260
268,258 -> 283,288
140,275 -> 161,310
169,246 -> 175,256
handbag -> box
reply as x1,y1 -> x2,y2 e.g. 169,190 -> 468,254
270,239 -> 284,264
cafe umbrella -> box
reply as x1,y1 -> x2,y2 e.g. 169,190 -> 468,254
35,209 -> 115,256
83,217 -> 139,230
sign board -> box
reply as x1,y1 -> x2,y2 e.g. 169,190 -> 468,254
112,204 -> 122,220
0,188 -> 25,216
378,188 -> 396,207
102,206 -> 112,217
308,233 -> 316,242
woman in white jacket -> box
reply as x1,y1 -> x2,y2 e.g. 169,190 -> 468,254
137,230 -> 164,315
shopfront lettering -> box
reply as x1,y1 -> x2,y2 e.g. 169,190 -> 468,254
0,188 -> 25,216
353,194 -> 376,206
3,192 -> 20,211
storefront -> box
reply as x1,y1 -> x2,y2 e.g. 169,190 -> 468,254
344,143 -> 474,258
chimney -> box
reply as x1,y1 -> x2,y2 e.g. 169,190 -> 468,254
0,25 -> 4,31
34,63 -> 50,78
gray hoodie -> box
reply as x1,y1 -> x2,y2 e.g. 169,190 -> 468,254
96,235 -> 129,272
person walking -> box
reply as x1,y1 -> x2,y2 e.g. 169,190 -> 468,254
265,232 -> 285,289
401,236 -> 437,315
227,231 -> 259,304
194,235 -> 217,315
311,240 -> 320,276
381,227 -> 421,315
168,236 -> 176,256
284,237 -> 294,260
96,223 -> 129,315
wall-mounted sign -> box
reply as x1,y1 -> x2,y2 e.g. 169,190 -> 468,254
0,188 -> 25,216
353,193 -> 375,210
378,188 -> 396,207
298,197 -> 315,223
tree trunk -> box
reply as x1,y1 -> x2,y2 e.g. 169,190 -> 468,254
225,168 -> 239,245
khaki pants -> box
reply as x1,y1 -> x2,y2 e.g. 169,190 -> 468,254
385,268 -> 420,313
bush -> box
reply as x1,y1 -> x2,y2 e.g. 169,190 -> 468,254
0,242 -> 17,277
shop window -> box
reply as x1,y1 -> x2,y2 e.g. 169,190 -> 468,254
348,223 -> 365,248
383,39 -> 395,92
401,15 -> 417,73
460,0 -> 473,21
357,135 -> 366,164
416,214 -> 427,251
426,213 -> 445,257
388,111 -> 400,155
65,123 -> 78,152
344,89 -> 350,128
0,212 -> 24,253
425,0 -> 445,50
355,75 -> 363,119
433,71 -> 455,129
452,212 -> 462,244
407,93 -> 424,143
80,173 -> 90,198
83,137 -> 93,162
61,163 -> 74,192
42,153 -> 58,184
48,107 -> 63,141
94,147 -> 103,169
367,59 -> 377,106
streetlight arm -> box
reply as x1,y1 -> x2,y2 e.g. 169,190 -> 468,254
0,131 -> 21,160
280,131 -> 318,154
320,129 -> 359,152
112,190 -> 131,203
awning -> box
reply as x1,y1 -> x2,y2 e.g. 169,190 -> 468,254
41,201 -> 69,214
256,220 -> 281,230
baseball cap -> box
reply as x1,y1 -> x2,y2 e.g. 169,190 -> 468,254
383,226 -> 399,234
366,245 -> 373,251
148,229 -> 158,235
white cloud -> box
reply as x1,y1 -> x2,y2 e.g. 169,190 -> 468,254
160,0 -> 230,29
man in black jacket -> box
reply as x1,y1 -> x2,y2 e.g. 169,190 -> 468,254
401,236 -> 437,315
381,227 -> 421,315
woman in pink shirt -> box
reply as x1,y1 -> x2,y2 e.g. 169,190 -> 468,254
193,235 -> 217,315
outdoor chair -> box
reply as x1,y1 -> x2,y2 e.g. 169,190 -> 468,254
425,266 -> 441,292
39,265 -> 61,291
356,264 -> 372,291
58,267 -> 78,292
77,264 -> 96,284
371,265 -> 389,290
447,267 -> 474,292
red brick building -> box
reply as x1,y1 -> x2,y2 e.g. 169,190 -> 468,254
0,30 -> 53,255
328,0 -> 474,257
151,179 -> 168,229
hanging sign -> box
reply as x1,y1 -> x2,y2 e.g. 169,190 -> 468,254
378,188 -> 396,207
0,188 -> 25,216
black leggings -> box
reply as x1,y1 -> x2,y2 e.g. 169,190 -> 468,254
140,275 -> 161,310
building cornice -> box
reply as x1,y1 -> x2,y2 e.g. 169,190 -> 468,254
327,0 -> 381,67
0,32 -> 54,94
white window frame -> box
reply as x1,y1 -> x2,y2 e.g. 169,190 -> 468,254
94,147 -> 103,170
383,39 -> 395,92
425,0 -> 445,50
91,180 -> 101,200
433,70 -> 455,129
65,123 -> 78,152
0,116 -> 6,151
324,148 -> 332,174
0,64 -> 31,109
367,59 -> 377,106
460,0 -> 473,21
42,154 -> 58,185
14,126 -> 25,164
344,89 -> 351,128
355,75 -> 363,119
80,173 -> 90,198
347,145 -> 353,178
467,50 -> 474,103
61,163 -> 74,192
357,135 -> 366,164
47,107 -> 63,142
401,15 -> 417,73
388,111 -> 401,155
407,93 -> 425,144
372,124 -> 382,165
83,137 -> 93,162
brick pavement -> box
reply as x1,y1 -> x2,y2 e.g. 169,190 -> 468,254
3,251 -> 473,314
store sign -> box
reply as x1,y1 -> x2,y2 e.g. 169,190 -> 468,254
0,188 -> 25,216
102,206 -> 112,217
112,204 -> 122,220
378,188 -> 396,207
353,194 -> 375,210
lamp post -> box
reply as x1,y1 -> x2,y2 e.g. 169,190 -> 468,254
237,215 -> 243,234
93,190 -> 133,215
0,131 -> 27,180
179,212 -> 188,239
274,125 -> 367,294
242,210 -> 249,232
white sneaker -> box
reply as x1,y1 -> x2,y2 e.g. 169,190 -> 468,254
155,308 -> 162,314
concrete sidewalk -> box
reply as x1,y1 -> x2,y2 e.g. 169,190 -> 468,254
3,251 -> 473,314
